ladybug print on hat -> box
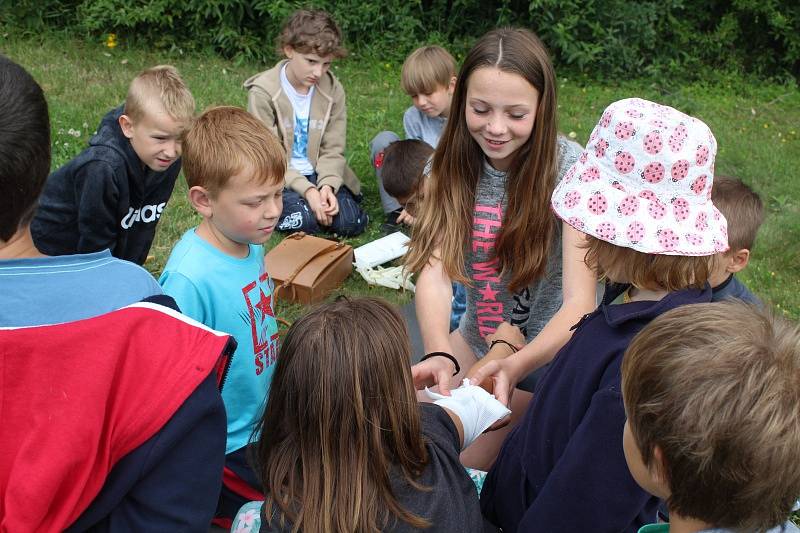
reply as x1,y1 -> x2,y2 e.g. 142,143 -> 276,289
691,175 -> 707,195
671,160 -> 690,181
695,212 -> 709,231
618,195 -> 639,216
648,198 -> 666,220
588,192 -> 608,215
595,138 -> 609,158
615,121 -> 635,140
695,145 -> 710,166
643,131 -> 663,154
596,222 -> 617,241
614,152 -> 636,174
685,233 -> 704,246
642,162 -> 665,183
551,97 -> 725,257
657,229 -> 679,251
639,189 -> 657,201
580,166 -> 600,182
671,197 -> 690,221
567,216 -> 585,230
626,221 -> 646,243
564,190 -> 581,209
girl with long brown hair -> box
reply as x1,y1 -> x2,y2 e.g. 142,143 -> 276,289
251,297 -> 506,532
404,28 -> 597,469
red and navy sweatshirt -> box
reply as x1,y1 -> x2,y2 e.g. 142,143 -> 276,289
0,297 -> 233,532
481,283 -> 712,533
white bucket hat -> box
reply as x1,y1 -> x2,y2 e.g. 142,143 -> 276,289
552,98 -> 728,256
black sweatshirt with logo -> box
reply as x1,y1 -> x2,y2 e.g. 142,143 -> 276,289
32,106 -> 180,265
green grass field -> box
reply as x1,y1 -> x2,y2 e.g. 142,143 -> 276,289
3,32 -> 798,320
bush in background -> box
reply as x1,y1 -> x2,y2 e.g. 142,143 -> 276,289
3,0 -> 798,81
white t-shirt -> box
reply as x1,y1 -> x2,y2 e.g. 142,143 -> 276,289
280,64 -> 315,176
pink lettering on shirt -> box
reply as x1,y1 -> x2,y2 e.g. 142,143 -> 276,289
470,202 -> 504,337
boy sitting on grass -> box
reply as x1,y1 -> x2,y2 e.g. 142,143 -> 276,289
245,9 -> 367,237
32,65 -> 194,265
621,301 -> 800,533
370,45 -> 457,230
708,176 -> 765,305
159,106 -> 285,526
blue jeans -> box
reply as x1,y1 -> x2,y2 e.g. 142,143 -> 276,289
450,281 -> 467,332
277,173 -> 368,237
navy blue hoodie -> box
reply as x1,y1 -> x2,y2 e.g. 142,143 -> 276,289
481,283 -> 712,533
31,106 -> 181,265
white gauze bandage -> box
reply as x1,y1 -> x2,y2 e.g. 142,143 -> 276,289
425,379 -> 511,449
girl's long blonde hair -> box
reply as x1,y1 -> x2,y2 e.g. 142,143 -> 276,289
405,28 -> 560,292
253,297 -> 430,532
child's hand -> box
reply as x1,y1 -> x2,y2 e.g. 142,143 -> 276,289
303,187 -> 332,226
468,356 -> 525,408
396,208 -> 416,226
411,356 -> 458,395
319,185 -> 339,217
485,321 -> 524,349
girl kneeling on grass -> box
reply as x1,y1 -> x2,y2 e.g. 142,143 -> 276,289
246,297 -> 508,532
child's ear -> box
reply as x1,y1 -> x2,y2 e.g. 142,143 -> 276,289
727,248 -> 750,273
651,445 -> 672,498
118,114 -> 134,139
447,76 -> 457,94
188,186 -> 214,217
283,45 -> 294,59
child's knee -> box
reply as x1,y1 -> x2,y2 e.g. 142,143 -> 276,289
278,204 -> 320,234
332,205 -> 368,237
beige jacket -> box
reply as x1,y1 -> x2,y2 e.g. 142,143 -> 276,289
244,60 -> 361,196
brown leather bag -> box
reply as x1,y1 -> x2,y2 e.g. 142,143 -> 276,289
265,232 -> 353,304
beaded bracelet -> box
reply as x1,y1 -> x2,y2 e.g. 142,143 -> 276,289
420,351 -> 461,376
489,339 -> 519,353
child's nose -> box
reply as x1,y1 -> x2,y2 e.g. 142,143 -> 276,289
486,116 -> 506,135
163,140 -> 178,158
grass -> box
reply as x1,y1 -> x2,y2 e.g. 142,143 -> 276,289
2,32 -> 799,321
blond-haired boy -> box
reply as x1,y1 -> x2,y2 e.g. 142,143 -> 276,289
244,9 -> 367,237
159,106 -> 285,522
708,176 -> 765,305
371,45 -> 457,225
32,65 -> 194,265
622,301 -> 800,533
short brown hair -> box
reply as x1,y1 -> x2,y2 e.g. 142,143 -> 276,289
381,139 -> 433,202
711,175 -> 764,252
278,9 -> 346,58
401,45 -> 457,96
622,301 -> 800,531
182,106 -> 285,196
583,235 -> 711,291
124,65 -> 195,122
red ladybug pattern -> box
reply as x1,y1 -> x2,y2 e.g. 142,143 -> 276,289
643,131 -> 663,154
615,121 -> 635,140
614,152 -> 636,174
588,192 -> 608,215
551,98 -> 725,255
642,162 -> 665,183
618,195 -> 639,216
580,166 -> 600,182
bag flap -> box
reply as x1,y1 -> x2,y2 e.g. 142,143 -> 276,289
265,232 -> 350,282
293,246 -> 353,285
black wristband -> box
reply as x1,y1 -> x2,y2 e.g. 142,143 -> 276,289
489,339 -> 518,353
420,351 -> 460,376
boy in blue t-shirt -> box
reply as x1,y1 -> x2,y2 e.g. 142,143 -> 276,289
159,106 -> 285,524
